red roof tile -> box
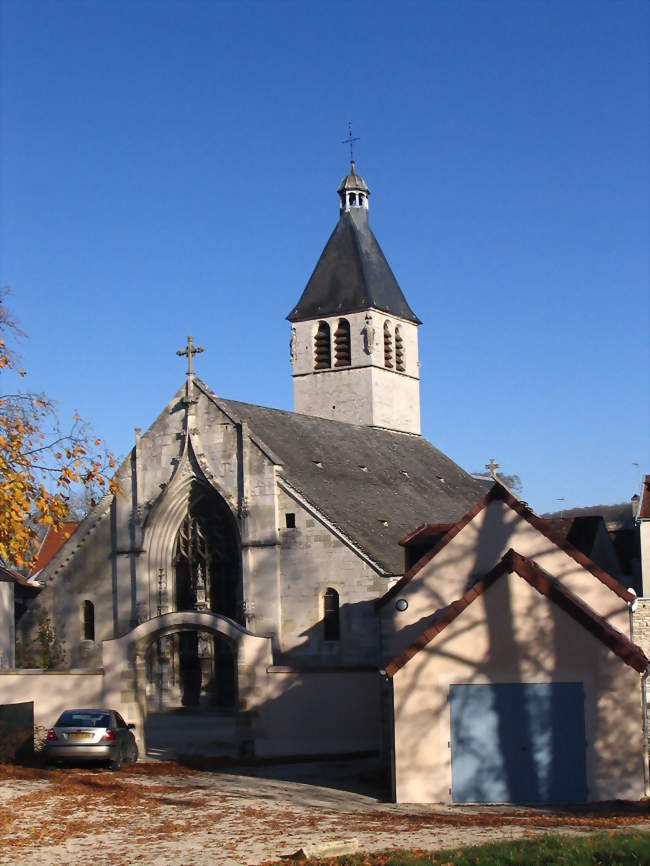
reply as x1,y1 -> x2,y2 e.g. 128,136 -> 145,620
376,484 -> 633,609
29,523 -> 79,576
399,523 -> 454,546
385,549 -> 648,678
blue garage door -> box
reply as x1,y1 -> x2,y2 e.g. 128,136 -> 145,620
449,683 -> 587,804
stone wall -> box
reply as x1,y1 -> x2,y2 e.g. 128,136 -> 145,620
292,309 -> 420,434
276,488 -> 388,664
633,599 -> 650,661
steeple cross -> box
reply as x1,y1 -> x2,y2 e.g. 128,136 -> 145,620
485,458 -> 500,478
341,121 -> 360,164
176,335 -> 204,404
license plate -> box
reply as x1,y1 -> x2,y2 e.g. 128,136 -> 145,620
69,732 -> 92,741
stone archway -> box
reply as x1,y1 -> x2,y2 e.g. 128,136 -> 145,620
102,611 -> 273,757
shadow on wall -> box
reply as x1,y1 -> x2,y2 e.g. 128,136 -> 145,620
392,501 -> 642,803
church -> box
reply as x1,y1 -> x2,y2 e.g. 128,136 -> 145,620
6,162 -> 648,804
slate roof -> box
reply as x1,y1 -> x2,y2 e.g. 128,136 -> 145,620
337,165 -> 369,193
385,549 -> 649,677
287,207 -> 421,324
205,389 -> 485,576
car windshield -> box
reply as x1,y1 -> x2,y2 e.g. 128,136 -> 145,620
56,711 -> 112,728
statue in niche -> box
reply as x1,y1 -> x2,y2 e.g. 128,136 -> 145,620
194,563 -> 208,611
361,314 -> 375,355
289,327 -> 297,364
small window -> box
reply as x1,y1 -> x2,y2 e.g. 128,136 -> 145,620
349,193 -> 357,207
384,322 -> 393,368
314,322 -> 331,369
395,326 -> 405,371
359,194 -> 365,206
285,512 -> 296,529
323,588 -> 340,641
83,600 -> 95,641
334,318 -> 351,367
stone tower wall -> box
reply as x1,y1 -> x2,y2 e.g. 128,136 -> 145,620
292,308 -> 420,433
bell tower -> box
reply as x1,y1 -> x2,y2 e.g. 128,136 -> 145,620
287,162 -> 422,435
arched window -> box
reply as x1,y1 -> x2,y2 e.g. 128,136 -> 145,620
395,326 -> 405,372
323,588 -> 340,641
383,321 -> 393,368
82,600 -> 95,641
173,485 -> 241,622
314,322 -> 331,369
334,318 -> 351,367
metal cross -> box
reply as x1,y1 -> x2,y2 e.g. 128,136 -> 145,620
341,121 -> 360,163
177,335 -> 204,403
485,458 -> 500,478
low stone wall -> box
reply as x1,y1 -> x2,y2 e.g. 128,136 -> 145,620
257,668 -> 382,758
0,671 -> 104,733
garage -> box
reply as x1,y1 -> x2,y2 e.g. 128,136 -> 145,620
385,547 -> 648,804
449,682 -> 587,804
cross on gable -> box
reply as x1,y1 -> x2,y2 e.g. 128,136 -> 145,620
177,335 -> 204,404
485,458 -> 500,478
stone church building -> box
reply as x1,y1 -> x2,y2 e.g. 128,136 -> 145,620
8,163 -> 648,804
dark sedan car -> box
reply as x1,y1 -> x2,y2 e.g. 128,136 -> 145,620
44,708 -> 138,770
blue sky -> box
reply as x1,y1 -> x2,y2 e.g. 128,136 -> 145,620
1,0 -> 648,514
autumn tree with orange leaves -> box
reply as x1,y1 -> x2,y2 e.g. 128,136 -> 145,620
0,292 -> 116,568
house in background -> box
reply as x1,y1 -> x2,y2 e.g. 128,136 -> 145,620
28,523 -> 79,583
0,565 -> 41,670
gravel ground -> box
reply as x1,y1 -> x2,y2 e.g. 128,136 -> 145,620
1,760 -> 649,866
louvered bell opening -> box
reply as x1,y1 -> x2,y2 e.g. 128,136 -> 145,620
384,323 -> 394,369
334,319 -> 351,367
314,323 -> 331,369
395,328 -> 405,372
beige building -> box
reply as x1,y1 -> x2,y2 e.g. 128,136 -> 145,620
4,164 -> 647,804
379,485 -> 647,803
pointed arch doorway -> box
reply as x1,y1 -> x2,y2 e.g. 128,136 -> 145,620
145,483 -> 243,754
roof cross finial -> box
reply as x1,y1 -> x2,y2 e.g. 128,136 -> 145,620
341,121 -> 360,166
176,334 -> 204,404
485,458 -> 500,479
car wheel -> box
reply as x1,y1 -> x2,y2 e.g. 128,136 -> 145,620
109,749 -> 123,771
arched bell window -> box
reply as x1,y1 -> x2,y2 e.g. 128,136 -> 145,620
395,326 -> 405,372
334,318 -> 351,367
384,321 -> 393,369
82,600 -> 95,641
314,322 -> 331,369
323,588 -> 340,641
